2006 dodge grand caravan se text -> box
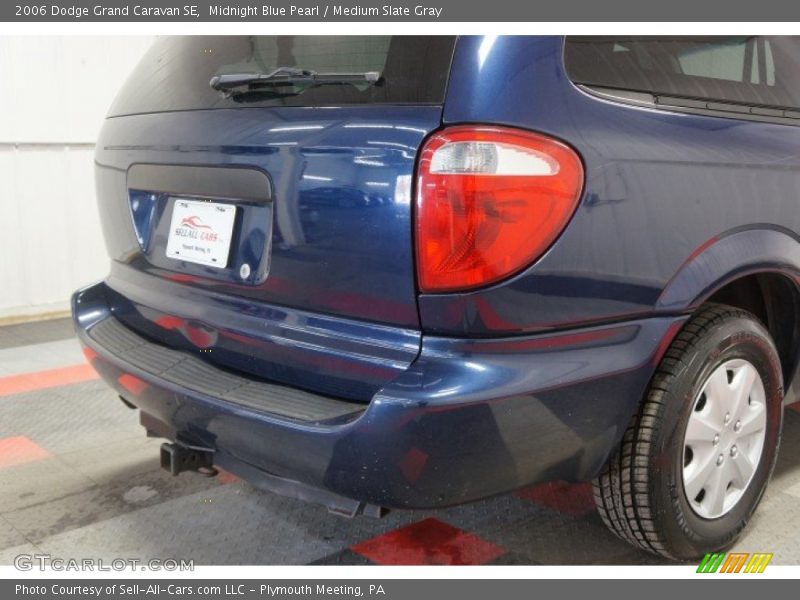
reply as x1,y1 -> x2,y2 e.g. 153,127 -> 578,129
73,36 -> 800,560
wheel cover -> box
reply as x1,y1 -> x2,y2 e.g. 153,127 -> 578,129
682,359 -> 767,519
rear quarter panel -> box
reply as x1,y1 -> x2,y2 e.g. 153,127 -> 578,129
426,36 -> 800,335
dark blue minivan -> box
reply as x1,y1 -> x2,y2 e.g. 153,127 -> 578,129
73,36 -> 800,560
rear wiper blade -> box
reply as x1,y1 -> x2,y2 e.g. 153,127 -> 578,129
209,67 -> 381,97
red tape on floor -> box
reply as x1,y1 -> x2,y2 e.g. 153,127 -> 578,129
0,435 -> 52,469
0,364 -> 99,397
351,517 -> 506,565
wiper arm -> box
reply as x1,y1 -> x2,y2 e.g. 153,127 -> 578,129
210,67 -> 381,97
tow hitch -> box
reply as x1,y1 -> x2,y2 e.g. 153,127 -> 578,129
160,441 -> 217,476
156,435 -> 388,518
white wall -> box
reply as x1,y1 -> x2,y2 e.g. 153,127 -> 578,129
0,36 -> 154,321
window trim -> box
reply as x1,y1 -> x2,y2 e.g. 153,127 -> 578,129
576,84 -> 800,127
562,36 -> 800,127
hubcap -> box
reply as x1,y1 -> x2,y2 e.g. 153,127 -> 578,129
682,359 -> 767,519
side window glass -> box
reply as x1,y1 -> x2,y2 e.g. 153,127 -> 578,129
564,36 -> 800,111
765,40 -> 776,86
678,39 -> 748,83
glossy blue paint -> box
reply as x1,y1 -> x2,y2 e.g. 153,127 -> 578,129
74,282 -> 684,507
656,226 -> 800,312
101,265 -> 420,401
95,106 -> 438,400
96,106 -> 436,329
429,36 -> 800,334
74,35 -> 800,509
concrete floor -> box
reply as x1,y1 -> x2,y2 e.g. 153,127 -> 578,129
1,317 -> 799,566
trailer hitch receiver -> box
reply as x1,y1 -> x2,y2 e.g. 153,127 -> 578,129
160,441 -> 216,476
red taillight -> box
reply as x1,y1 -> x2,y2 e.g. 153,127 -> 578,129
415,125 -> 584,293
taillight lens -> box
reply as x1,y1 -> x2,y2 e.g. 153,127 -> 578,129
415,125 -> 584,293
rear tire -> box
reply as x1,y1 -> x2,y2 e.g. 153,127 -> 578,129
593,303 -> 783,560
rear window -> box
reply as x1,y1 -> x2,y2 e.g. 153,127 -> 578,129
564,36 -> 800,110
108,35 -> 457,116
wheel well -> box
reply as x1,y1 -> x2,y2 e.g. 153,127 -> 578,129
706,272 -> 800,389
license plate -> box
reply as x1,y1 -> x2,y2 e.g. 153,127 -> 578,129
165,198 -> 236,268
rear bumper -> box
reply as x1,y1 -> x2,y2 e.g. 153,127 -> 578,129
73,280 -> 685,509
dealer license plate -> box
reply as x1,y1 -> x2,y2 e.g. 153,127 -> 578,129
165,198 -> 236,268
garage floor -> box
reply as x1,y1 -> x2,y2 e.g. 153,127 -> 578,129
1,318 -> 800,566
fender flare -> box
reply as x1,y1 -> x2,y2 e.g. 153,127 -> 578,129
657,226 -> 800,313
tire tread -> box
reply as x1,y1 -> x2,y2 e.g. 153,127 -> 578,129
592,304 -> 761,559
